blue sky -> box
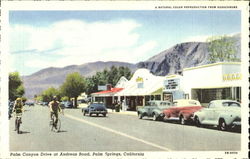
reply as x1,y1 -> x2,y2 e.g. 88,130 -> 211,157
9,10 -> 241,75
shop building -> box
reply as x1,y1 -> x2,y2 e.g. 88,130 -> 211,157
183,62 -> 241,106
115,69 -> 165,110
91,76 -> 128,108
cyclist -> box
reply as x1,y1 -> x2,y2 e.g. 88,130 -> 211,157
12,97 -> 23,131
49,96 -> 62,129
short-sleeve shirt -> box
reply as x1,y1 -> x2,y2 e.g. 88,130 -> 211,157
50,101 -> 60,112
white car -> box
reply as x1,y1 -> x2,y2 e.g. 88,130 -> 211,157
193,100 -> 241,131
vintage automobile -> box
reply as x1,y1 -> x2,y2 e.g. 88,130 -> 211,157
137,100 -> 172,121
25,101 -> 35,106
193,100 -> 241,131
163,99 -> 203,125
82,102 -> 107,117
60,101 -> 73,109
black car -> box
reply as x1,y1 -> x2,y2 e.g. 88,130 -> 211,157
82,103 -> 107,117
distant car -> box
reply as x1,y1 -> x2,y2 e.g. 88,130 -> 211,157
42,102 -> 49,106
61,101 -> 73,108
137,101 -> 172,121
193,100 -> 241,131
25,101 -> 35,106
8,101 -> 14,119
163,99 -> 203,124
82,103 -> 107,117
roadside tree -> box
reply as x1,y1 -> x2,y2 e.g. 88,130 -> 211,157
60,72 -> 86,108
41,87 -> 60,102
9,72 -> 25,101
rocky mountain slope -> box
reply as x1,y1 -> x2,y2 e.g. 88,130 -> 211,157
137,34 -> 240,76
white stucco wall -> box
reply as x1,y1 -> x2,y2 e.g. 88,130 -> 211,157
183,63 -> 241,98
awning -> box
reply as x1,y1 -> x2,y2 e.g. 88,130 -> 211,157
151,87 -> 163,96
92,88 -> 124,97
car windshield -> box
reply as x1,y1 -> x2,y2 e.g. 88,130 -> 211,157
222,102 -> 241,107
90,103 -> 105,108
160,102 -> 171,106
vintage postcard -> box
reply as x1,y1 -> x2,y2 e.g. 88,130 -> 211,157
0,1 -> 249,159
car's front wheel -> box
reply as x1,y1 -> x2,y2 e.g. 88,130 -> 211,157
195,116 -> 201,127
179,115 -> 186,125
138,113 -> 143,119
103,113 -> 106,117
83,112 -> 86,116
152,113 -> 158,121
218,119 -> 227,131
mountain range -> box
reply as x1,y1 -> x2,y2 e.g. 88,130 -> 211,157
22,34 -> 241,98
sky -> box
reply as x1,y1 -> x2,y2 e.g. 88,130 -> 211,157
9,10 -> 241,76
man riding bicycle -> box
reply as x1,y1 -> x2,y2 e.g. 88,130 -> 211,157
49,96 -> 62,129
12,97 -> 23,131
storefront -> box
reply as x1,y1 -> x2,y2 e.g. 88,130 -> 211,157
91,76 -> 128,108
116,69 -> 165,110
183,62 -> 241,106
91,87 -> 124,108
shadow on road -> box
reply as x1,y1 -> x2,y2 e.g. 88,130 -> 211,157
58,130 -> 67,133
141,118 -> 241,134
19,131 -> 30,134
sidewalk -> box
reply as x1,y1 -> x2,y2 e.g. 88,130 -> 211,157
107,109 -> 137,116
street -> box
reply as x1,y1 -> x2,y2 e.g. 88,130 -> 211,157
10,105 -> 241,151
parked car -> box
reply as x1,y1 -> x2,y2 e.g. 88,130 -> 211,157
137,100 -> 172,121
61,101 -> 73,108
8,101 -> 14,119
42,102 -> 49,106
82,103 -> 107,117
193,100 -> 241,131
163,99 -> 203,124
25,101 -> 35,106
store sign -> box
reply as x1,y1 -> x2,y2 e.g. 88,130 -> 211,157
223,73 -> 241,81
136,77 -> 143,83
164,79 -> 179,90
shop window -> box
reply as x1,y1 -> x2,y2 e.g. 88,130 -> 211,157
192,87 -> 234,103
155,95 -> 161,100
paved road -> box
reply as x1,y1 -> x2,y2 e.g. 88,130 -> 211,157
10,105 -> 241,151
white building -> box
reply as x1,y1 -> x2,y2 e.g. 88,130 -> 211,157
183,62 -> 241,106
115,69 -> 165,110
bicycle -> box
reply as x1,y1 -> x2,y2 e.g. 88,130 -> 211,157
15,113 -> 22,134
49,113 -> 61,132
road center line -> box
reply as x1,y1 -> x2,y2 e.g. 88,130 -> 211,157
65,114 -> 172,151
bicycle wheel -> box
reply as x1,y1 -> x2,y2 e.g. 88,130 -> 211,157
50,114 -> 55,131
56,119 -> 61,132
17,121 -> 20,134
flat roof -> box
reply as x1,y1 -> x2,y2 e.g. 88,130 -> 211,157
183,62 -> 241,71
